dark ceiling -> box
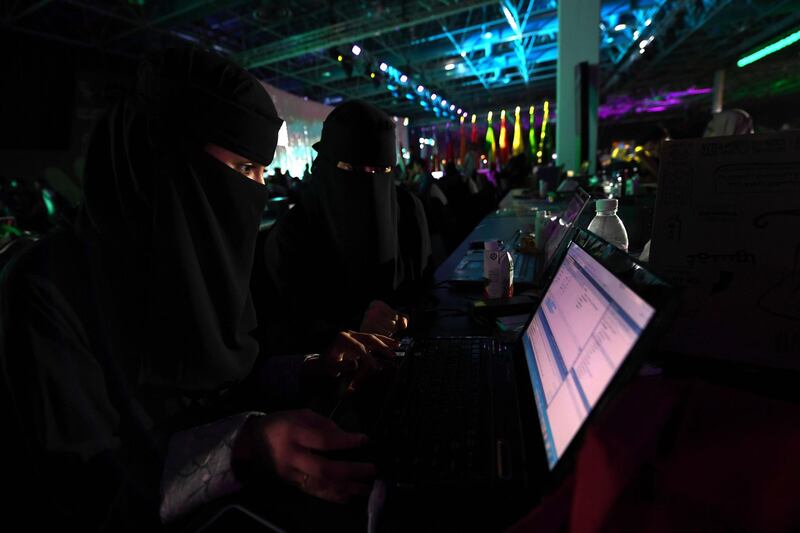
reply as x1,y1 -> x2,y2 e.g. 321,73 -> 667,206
3,0 -> 800,125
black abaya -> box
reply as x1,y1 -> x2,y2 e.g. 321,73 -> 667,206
255,159 -> 432,355
0,47 -> 283,529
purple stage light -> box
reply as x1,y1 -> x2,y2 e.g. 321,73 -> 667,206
599,86 -> 712,118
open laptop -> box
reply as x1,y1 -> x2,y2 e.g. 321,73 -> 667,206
449,188 -> 591,289
358,229 -> 672,529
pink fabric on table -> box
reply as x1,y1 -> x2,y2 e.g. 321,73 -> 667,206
508,377 -> 800,532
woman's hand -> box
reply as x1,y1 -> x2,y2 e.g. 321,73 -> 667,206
311,331 -> 398,390
359,300 -> 409,337
234,409 -> 375,503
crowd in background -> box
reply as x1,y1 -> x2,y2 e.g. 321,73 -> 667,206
0,104 -> 770,274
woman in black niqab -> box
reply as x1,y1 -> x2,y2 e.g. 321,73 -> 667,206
78,47 -> 282,394
302,102 -> 404,299
256,100 -> 432,354
0,47 -> 283,528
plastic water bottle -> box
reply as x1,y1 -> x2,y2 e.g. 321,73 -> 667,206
483,240 -> 514,298
587,199 -> 629,252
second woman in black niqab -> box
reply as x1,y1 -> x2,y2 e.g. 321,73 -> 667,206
256,100 -> 432,355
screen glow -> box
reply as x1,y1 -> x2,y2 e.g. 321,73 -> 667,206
523,244 -> 655,469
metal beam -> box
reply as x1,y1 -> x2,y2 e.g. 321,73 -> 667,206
281,31 -> 557,91
109,0 -> 250,43
237,0 -> 499,69
1,20 -> 127,53
730,1 -> 800,60
440,22 -> 490,89
635,0 -> 733,78
9,0 -> 53,22
407,7 -> 556,46
501,1 -> 530,83
603,0 -> 730,93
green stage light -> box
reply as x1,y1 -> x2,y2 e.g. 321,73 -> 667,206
737,28 -> 800,68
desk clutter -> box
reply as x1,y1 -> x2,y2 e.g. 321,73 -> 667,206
416,130 -> 800,531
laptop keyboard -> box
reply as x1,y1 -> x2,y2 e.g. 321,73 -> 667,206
374,337 -> 494,487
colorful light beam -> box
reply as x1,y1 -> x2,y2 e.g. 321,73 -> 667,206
737,28 -> 800,68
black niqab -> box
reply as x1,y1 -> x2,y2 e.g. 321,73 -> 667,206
77,47 -> 283,394
301,101 -> 402,297
255,100 -> 431,354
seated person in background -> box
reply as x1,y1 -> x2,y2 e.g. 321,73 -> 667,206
255,100 -> 432,355
408,157 -> 449,209
440,161 -> 469,207
1,47 -> 394,530
459,143 -> 477,190
409,157 -> 434,196
267,166 -> 290,198
439,161 -> 474,248
704,108 -> 754,137
635,124 -> 670,183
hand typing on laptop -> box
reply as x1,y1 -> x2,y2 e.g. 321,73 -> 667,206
231,332 -> 397,504
360,300 -> 410,338
233,409 -> 376,504
304,330 -> 399,390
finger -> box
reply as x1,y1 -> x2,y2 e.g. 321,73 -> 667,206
339,331 -> 369,356
359,320 -> 393,337
303,474 -> 374,503
352,332 -> 400,350
374,307 -> 398,324
364,301 -> 400,331
327,333 -> 366,375
286,467 -> 362,504
339,331 -> 381,372
395,313 -> 410,331
372,306 -> 402,329
294,449 -> 377,481
335,350 -> 359,374
294,424 -> 369,452
368,321 -> 394,337
351,334 -> 399,360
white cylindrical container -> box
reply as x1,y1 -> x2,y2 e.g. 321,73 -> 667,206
483,240 -> 514,298
587,199 -> 629,252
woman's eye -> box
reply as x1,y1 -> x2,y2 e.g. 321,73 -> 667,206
238,164 -> 253,176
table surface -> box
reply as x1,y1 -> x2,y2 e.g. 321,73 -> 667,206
426,191 -> 580,339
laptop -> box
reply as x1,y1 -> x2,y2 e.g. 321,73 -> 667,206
355,229 -> 673,529
449,188 -> 591,289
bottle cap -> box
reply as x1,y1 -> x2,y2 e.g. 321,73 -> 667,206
595,199 -> 618,212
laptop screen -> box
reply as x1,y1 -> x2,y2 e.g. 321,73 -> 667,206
541,189 -> 590,267
522,242 -> 655,469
